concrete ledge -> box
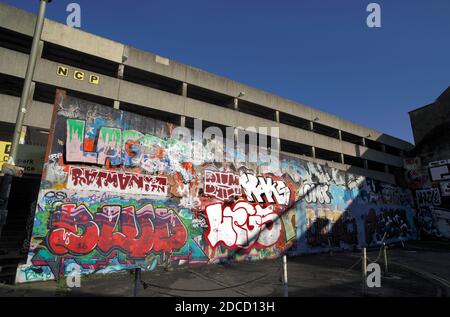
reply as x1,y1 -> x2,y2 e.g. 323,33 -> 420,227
0,94 -> 52,129
42,20 -> 124,64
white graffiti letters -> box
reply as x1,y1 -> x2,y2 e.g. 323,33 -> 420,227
205,202 -> 282,249
239,173 -> 291,206
300,183 -> 331,204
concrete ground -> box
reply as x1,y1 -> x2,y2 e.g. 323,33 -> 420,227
0,240 -> 448,297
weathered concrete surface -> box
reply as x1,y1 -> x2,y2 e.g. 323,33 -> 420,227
0,240 -> 448,297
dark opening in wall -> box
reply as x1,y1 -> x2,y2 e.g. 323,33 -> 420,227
279,112 -> 311,131
202,120 -> 229,136
187,84 -> 234,108
0,27 -> 32,54
120,102 -> 180,125
184,117 -> 229,134
66,89 -> 115,107
385,145 -> 402,156
312,122 -> 340,139
344,154 -> 365,169
280,139 -> 313,157
365,139 -> 384,152
367,160 -> 386,173
315,147 -> 342,163
238,99 -> 276,121
341,131 -> 364,145
33,83 -> 56,104
42,42 -> 119,77
0,73 -> 23,97
0,121 -> 14,141
387,165 -> 403,175
123,66 -> 183,95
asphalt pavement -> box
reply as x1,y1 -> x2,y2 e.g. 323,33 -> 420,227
0,240 -> 448,297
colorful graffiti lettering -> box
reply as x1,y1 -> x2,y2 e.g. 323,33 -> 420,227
204,170 -> 241,201
47,203 -> 187,258
68,166 -> 168,196
17,94 -> 419,283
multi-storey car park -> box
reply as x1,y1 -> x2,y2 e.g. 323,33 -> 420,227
0,3 -> 413,186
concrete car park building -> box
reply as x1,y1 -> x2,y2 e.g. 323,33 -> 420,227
0,2 -> 413,185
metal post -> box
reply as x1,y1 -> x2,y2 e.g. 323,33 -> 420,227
328,237 -> 333,256
133,268 -> 141,297
362,248 -> 367,296
383,243 -> 388,274
282,254 -> 288,297
0,0 -> 50,239
8,0 -> 50,165
0,175 -> 12,238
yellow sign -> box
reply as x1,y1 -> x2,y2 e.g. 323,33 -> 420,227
74,70 -> 84,81
0,142 -> 45,174
89,74 -> 100,85
57,65 -> 100,85
0,141 -> 11,170
57,65 -> 68,77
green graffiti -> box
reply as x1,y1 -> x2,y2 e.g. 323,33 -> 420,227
100,126 -> 122,146
67,119 -> 86,143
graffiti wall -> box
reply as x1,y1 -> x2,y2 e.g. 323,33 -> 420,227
404,157 -> 450,239
16,93 -> 418,283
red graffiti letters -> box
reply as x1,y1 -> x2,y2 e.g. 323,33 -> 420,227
68,166 -> 168,196
47,203 -> 99,255
48,203 -> 187,258
204,170 -> 241,200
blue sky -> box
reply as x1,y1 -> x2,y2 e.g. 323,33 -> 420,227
4,0 -> 450,143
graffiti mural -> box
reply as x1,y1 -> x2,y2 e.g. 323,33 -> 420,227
404,157 -> 450,239
16,93 -> 418,283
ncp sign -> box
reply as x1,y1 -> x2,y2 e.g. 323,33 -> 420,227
57,65 -> 100,85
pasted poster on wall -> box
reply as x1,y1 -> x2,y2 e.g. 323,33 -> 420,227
16,92 -> 418,283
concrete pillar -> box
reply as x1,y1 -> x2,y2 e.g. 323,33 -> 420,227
364,159 -> 369,169
309,121 -> 314,131
384,165 -> 390,173
275,110 -> 280,123
361,138 -> 366,147
116,62 -> 125,110
311,146 -> 316,158
381,144 -> 386,153
182,82 -> 188,97
338,130 -> 342,141
340,153 -> 345,164
180,115 -> 186,127
117,64 -> 125,79
233,97 -> 239,111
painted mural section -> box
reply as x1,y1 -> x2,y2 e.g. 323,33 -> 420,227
16,94 -> 418,283
404,157 -> 450,239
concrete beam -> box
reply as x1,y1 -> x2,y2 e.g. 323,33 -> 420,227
0,94 -> 52,129
42,20 -> 125,64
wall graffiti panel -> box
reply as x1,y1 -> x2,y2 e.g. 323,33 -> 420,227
404,157 -> 450,239
16,93 -> 418,283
